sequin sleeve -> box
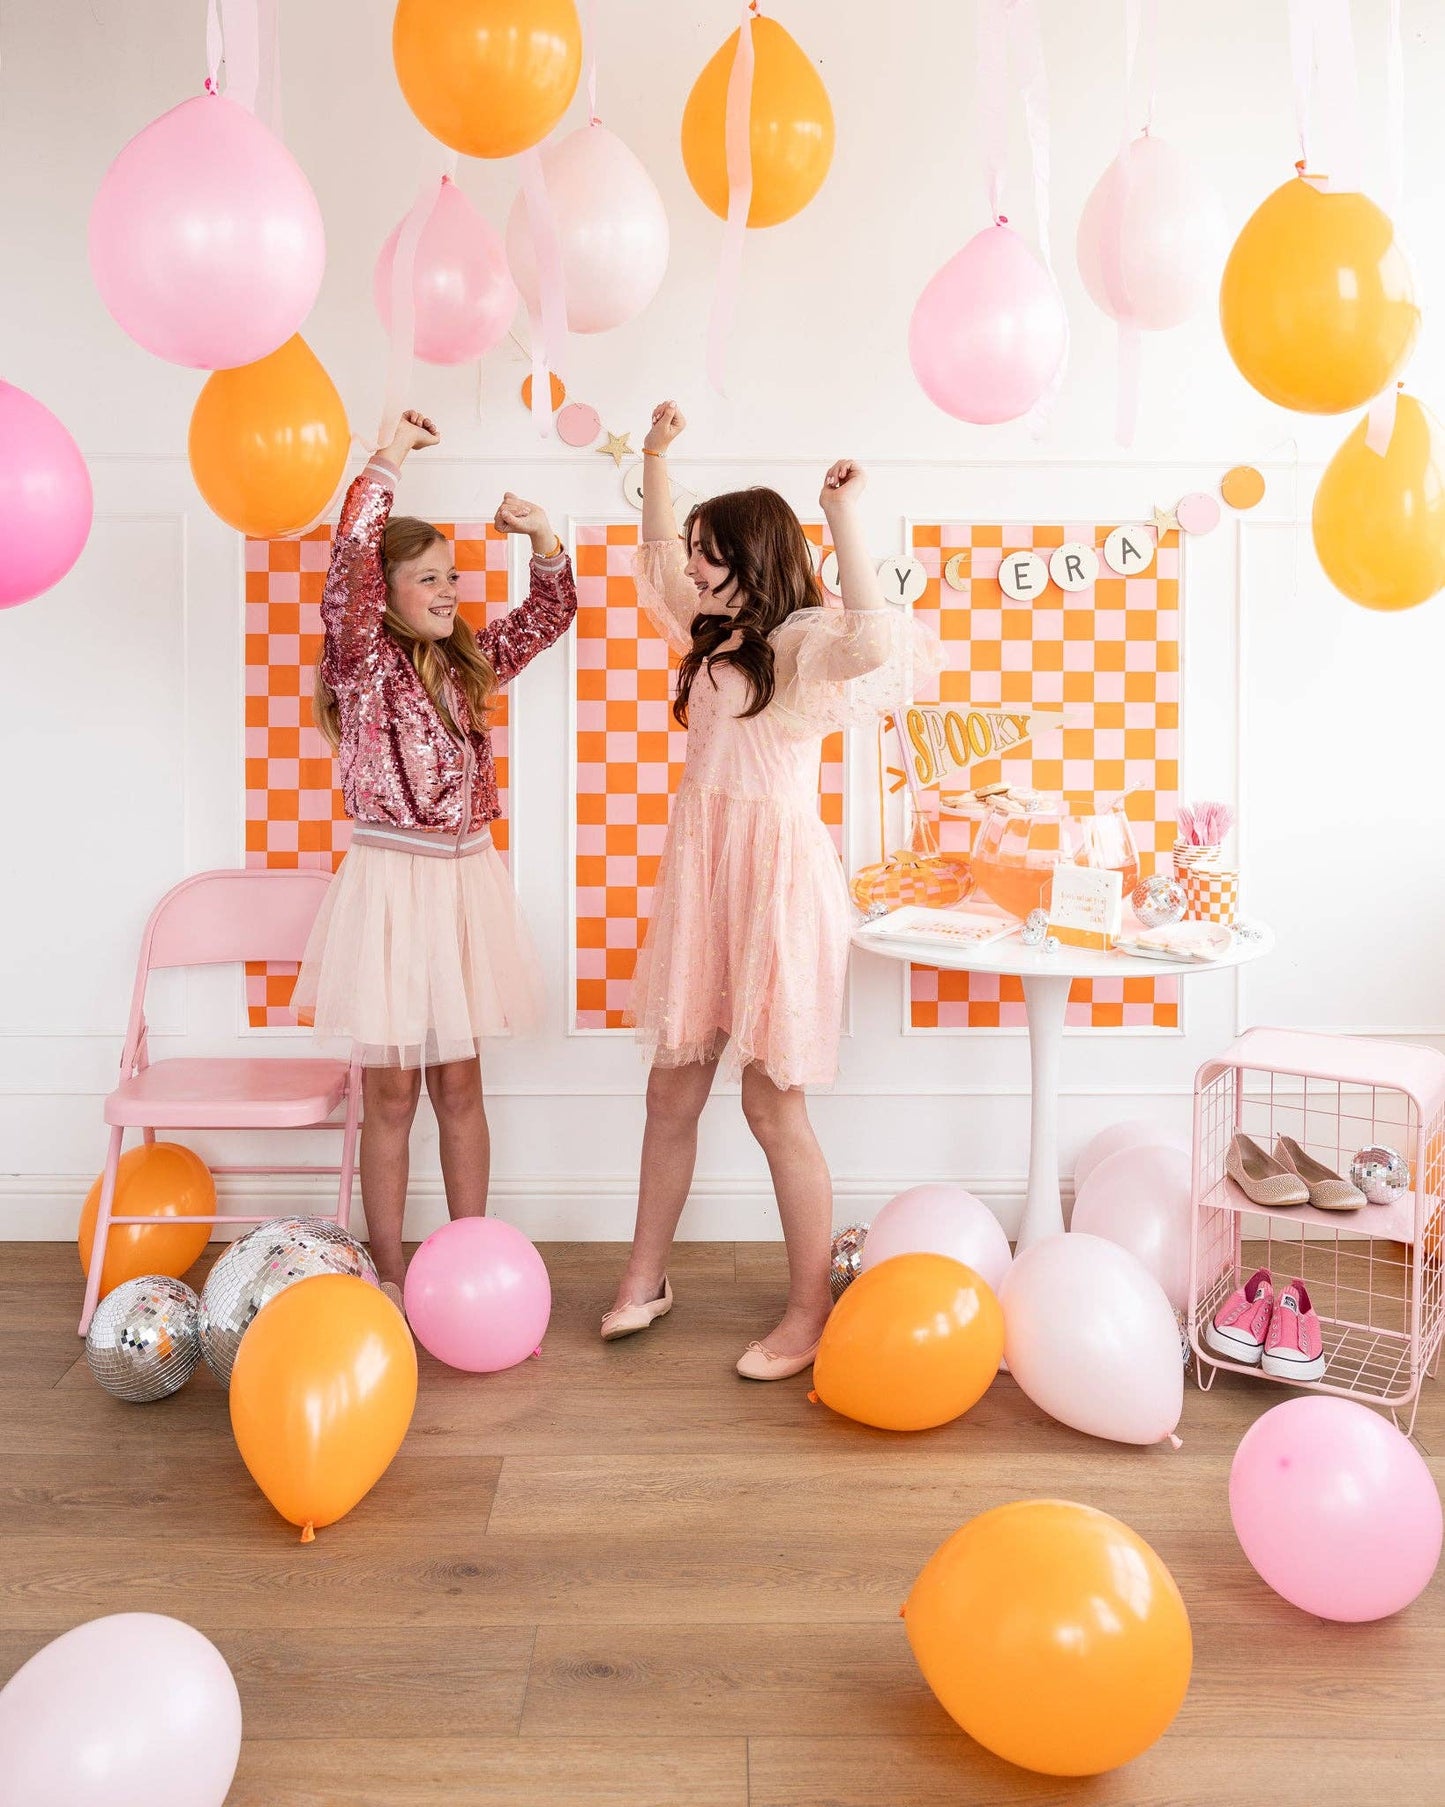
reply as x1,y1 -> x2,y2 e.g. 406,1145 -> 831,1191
634,539 -> 697,655
320,457 -> 397,690
479,549 -> 578,686
769,606 -> 947,735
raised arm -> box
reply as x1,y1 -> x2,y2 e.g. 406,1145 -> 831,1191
632,400 -> 698,654
819,460 -> 884,615
321,411 -> 438,687
480,492 -> 578,685
642,400 -> 685,543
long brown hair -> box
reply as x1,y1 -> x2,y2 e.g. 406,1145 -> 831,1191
312,516 -> 496,748
673,487 -> 823,726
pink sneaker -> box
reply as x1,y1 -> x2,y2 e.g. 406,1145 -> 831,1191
1262,1278 -> 1326,1383
1205,1267 -> 1274,1366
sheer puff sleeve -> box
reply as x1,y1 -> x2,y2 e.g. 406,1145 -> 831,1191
770,605 -> 947,736
634,539 -> 697,656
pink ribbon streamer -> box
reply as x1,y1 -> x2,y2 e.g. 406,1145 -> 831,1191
1287,0 -> 1363,192
520,148 -> 567,436
376,163 -> 451,449
206,0 -> 259,110
584,0 -> 600,124
705,3 -> 757,396
256,0 -> 283,137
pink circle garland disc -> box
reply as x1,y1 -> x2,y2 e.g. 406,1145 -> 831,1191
1175,491 -> 1221,535
556,402 -> 601,447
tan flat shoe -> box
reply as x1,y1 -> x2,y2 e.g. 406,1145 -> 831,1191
735,1337 -> 822,1382
600,1277 -> 672,1342
1274,1136 -> 1366,1211
1226,1132 -> 1310,1207
379,1280 -> 406,1316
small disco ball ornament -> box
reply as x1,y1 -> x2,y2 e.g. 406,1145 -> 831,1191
1173,1307 -> 1192,1372
1131,874 -> 1187,929
1350,1145 -> 1410,1206
829,1223 -> 869,1301
199,1215 -> 378,1387
85,1275 -> 202,1403
1021,909 -> 1048,948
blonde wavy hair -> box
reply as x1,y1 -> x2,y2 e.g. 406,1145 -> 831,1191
312,515 -> 496,749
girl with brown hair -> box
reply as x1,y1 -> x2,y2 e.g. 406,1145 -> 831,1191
602,402 -> 943,1377
296,411 -> 576,1306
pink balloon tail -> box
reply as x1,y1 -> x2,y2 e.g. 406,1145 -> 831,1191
705,3 -> 756,396
1165,1432 -> 1182,1450
531,1346 -> 543,1359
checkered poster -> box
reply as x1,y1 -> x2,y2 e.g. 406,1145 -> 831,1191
243,522 -> 512,1028
572,520 -> 845,1030
906,524 -> 1180,1031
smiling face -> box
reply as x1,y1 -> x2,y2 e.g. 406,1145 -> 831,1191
387,540 -> 460,642
683,519 -> 740,615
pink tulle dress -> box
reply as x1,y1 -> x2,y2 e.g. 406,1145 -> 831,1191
629,540 -> 944,1089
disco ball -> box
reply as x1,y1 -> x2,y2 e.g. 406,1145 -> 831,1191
1350,1145 -> 1410,1207
829,1223 -> 869,1301
86,1275 -> 202,1402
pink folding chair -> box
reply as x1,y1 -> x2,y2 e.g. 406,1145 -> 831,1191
78,869 -> 362,1335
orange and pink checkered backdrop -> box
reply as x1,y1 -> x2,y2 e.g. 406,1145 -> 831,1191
243,522 -> 512,1028
572,520 -> 844,1030
906,523 -> 1180,1031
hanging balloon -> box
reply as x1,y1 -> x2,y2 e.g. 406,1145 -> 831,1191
0,381 -> 93,608
909,225 -> 1067,425
392,0 -> 582,160
189,335 -> 349,538
682,15 -> 834,228
77,1142 -> 214,1300
506,124 -> 670,334
89,93 -> 325,370
375,177 -> 518,365
1076,134 -> 1226,332
1312,393 -> 1445,611
1219,173 -> 1420,413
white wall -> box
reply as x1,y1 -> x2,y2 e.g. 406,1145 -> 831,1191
4,0 -> 1445,1242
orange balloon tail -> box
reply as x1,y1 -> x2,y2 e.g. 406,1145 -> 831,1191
807,1390 -> 819,1404
300,1521 -> 316,1543
898,1604 -> 907,1619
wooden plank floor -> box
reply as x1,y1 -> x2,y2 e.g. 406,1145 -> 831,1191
2,1240 -> 1442,1806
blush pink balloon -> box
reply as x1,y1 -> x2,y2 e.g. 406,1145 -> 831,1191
1076,133 -> 1227,332
908,224 -> 1067,425
0,1613 -> 241,1806
1071,1143 -> 1193,1311
1073,1119 -> 1187,1198
403,1217 -> 551,1373
1000,1234 -> 1183,1446
860,1184 -> 1012,1294
0,382 -> 93,608
89,93 -> 325,370
1230,1398 -> 1442,1621
506,123 -> 670,334
374,177 -> 518,366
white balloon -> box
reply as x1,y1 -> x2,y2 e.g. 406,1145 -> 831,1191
1073,1118 -> 1186,1198
860,1184 -> 1013,1294
1001,1234 -> 1183,1446
1072,1143 -> 1193,1311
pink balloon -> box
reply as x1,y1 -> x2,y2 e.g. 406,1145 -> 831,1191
1000,1234 -> 1183,1446
0,382 -> 93,608
0,1613 -> 241,1806
89,93 -> 325,370
1230,1398 -> 1442,1621
403,1217 -> 551,1372
860,1184 -> 1012,1293
506,123 -> 670,334
1072,1144 -> 1192,1311
1074,1119 -> 1186,1197
374,177 -> 518,366
1076,133 -> 1227,332
908,224 -> 1067,425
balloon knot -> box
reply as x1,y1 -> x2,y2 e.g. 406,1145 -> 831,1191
807,1390 -> 819,1404
531,1347 -> 543,1359
300,1521 -> 316,1543
995,213 -> 1009,227
204,78 -> 216,94
1165,1432 -> 1183,1451
898,1604 -> 907,1619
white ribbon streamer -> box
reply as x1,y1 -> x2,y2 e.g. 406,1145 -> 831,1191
705,2 -> 757,396
520,148 -> 568,436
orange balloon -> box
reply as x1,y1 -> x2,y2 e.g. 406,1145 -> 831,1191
905,1501 -> 1192,1776
189,335 -> 348,539
682,17 -> 835,229
393,0 -> 581,160
1220,173 -> 1419,414
1312,394 -> 1445,611
812,1254 -> 1003,1431
230,1275 -> 417,1537
78,1141 -> 213,1299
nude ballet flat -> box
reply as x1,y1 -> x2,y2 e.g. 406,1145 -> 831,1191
600,1277 -> 672,1341
1225,1132 -> 1310,1207
735,1337 -> 822,1382
1274,1136 -> 1366,1211
379,1281 -> 406,1315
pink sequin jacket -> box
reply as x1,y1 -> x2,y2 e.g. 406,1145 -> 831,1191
320,457 -> 577,834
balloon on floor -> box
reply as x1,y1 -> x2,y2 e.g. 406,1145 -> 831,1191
0,381 -> 93,609
1073,1118 -> 1187,1198
905,1500 -> 1192,1775
404,1216 -> 552,1372
1071,1143 -> 1192,1311
77,1141 -> 214,1299
859,1184 -> 1012,1294
1230,1396 -> 1443,1621
1001,1234 -> 1183,1446
812,1253 -> 1003,1431
89,93 -> 325,370
0,1613 -> 242,1806
375,177 -> 518,365
1312,393 -> 1445,612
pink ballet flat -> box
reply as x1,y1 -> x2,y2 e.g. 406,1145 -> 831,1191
600,1277 -> 673,1342
379,1280 -> 406,1316
735,1336 -> 822,1382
